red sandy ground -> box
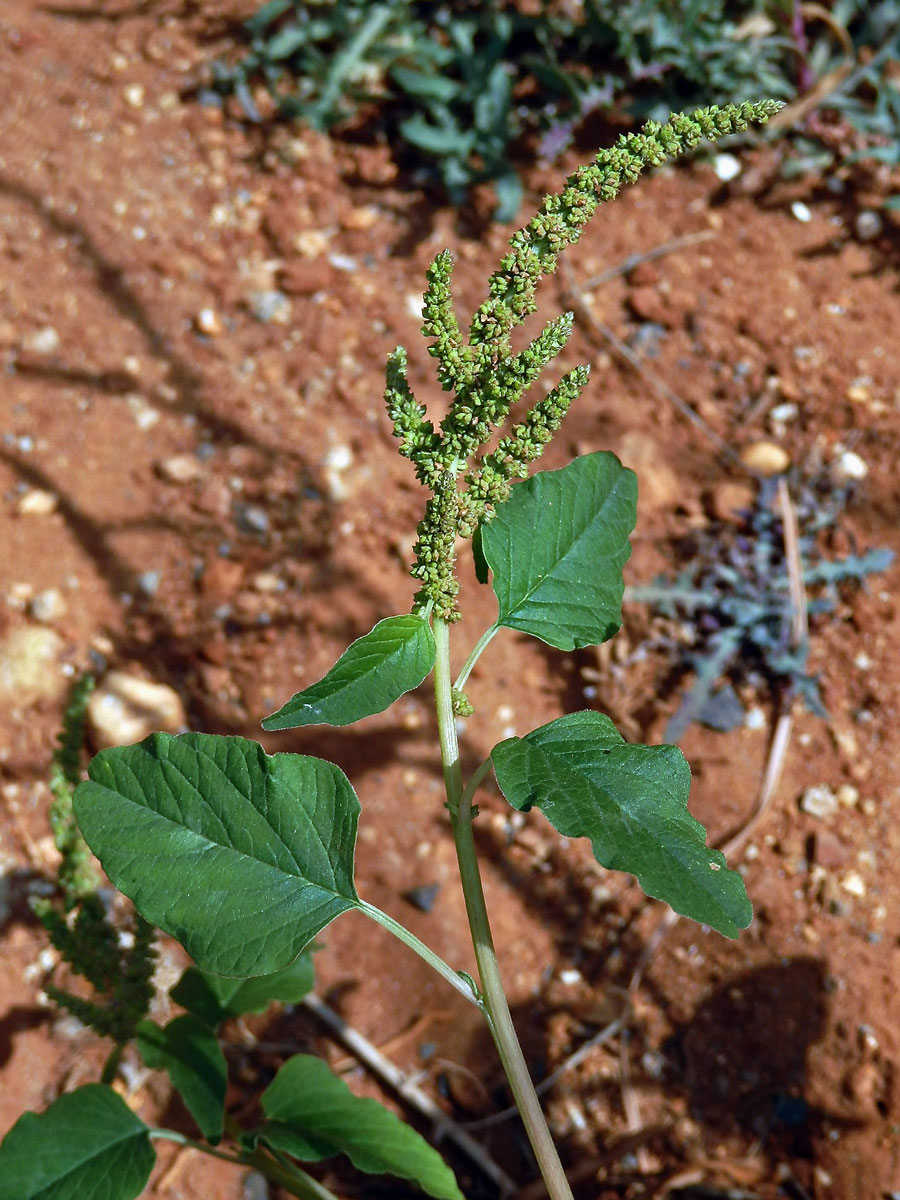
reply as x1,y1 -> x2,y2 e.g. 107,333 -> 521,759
1,4 -> 899,1198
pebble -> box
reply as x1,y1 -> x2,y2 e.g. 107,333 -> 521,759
328,253 -> 357,272
840,871 -> 866,898
157,454 -> 204,484
233,502 -> 270,535
739,440 -> 790,476
341,205 -> 378,231
251,571 -> 284,594
836,783 -> 859,808
800,784 -> 839,820
846,380 -> 872,405
712,153 -> 741,182
16,488 -> 58,515
791,201 -> 813,222
194,308 -> 222,336
242,1171 -> 270,1200
247,290 -> 291,324
854,210 -> 883,242
323,443 -> 354,502
0,627 -> 67,707
403,883 -> 440,913
29,588 -> 68,624
136,570 -> 160,597
88,671 -> 187,748
123,83 -> 145,108
744,706 -> 766,730
294,229 -> 330,257
830,448 -> 868,484
23,326 -> 61,355
126,395 -> 159,430
768,402 -> 798,424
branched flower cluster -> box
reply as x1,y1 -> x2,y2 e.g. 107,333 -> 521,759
385,102 -> 782,618
34,673 -> 158,1048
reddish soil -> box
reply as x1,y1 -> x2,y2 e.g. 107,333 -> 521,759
2,5 -> 900,1200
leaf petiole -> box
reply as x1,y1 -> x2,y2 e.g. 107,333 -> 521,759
357,899 -> 483,1007
453,622 -> 499,693
149,1127 -> 341,1200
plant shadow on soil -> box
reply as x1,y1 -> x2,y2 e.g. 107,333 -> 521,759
0,172 -> 408,743
234,911 -> 848,1198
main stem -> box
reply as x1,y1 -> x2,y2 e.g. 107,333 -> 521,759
432,617 -> 574,1200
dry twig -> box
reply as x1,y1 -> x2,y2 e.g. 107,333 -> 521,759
558,257 -> 737,463
301,993 -> 517,1196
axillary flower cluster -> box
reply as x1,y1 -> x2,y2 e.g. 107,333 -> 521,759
383,102 -> 782,620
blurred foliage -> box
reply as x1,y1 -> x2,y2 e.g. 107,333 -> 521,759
33,675 -> 157,1080
629,474 -> 894,741
206,0 -> 900,217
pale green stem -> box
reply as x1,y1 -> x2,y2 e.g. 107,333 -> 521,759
150,1128 -> 339,1200
433,617 -> 574,1200
357,899 -> 482,1007
454,622 -> 499,693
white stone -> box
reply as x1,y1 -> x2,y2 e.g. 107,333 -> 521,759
830,449 -> 868,484
24,327 -> 61,355
744,706 -> 766,730
800,784 -> 838,820
157,454 -> 203,484
88,671 -> 187,748
713,153 -> 741,182
840,871 -> 866,898
195,308 -> 222,336
0,627 -> 66,707
16,488 -> 58,515
791,201 -> 812,223
836,784 -> 859,808
323,443 -> 354,501
30,588 -> 68,624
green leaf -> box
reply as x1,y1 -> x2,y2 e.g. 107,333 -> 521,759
390,65 -> 459,103
492,711 -> 752,937
259,1055 -> 463,1200
136,1015 -> 226,1143
262,615 -> 435,730
400,112 -> 475,156
171,952 -> 315,1028
0,1084 -> 154,1200
73,733 -> 360,976
478,452 -> 637,650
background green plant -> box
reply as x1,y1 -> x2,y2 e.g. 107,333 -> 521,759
207,0 -> 900,217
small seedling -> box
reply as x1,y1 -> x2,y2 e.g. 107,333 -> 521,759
629,471 -> 893,741
0,102 -> 780,1200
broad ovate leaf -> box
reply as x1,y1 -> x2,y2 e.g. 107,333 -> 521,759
0,1084 -> 154,1200
492,711 -> 751,937
171,952 -> 315,1028
478,452 -> 637,650
259,1055 -> 463,1200
263,614 -> 435,730
73,733 -> 360,977
137,1015 -> 227,1143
